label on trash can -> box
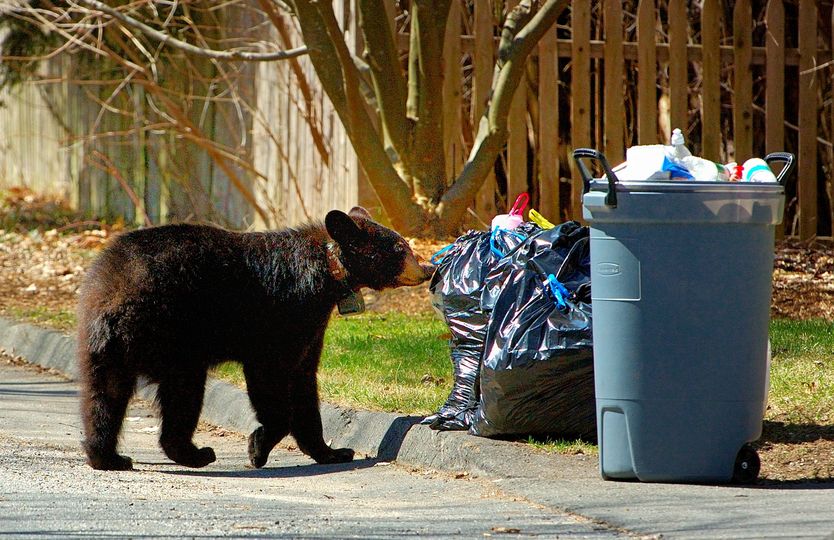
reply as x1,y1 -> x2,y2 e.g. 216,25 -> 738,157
591,238 -> 641,301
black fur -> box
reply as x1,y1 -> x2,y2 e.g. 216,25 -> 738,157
77,208 -> 431,470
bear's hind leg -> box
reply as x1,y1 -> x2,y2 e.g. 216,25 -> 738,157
291,373 -> 354,464
156,372 -> 216,468
80,361 -> 136,471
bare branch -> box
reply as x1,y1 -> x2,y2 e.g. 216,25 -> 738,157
437,0 -> 569,229
73,0 -> 308,62
357,0 -> 409,163
406,0 -> 451,204
257,0 -> 330,166
290,0 -> 423,233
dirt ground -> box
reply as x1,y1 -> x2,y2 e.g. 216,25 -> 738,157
1,189 -> 833,482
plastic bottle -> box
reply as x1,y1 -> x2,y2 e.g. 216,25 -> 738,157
726,162 -> 743,181
669,128 -> 692,161
741,158 -> 777,183
681,156 -> 727,181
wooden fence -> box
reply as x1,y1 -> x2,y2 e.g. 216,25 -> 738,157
0,2 -> 359,229
0,1 -> 832,238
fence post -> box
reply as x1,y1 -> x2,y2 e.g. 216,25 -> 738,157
733,0 -> 753,162
507,0 -> 528,209
443,0 -> 463,186
570,0 -> 591,221
603,0 -> 624,165
765,0 -> 785,238
474,0 -> 497,222
798,0 -> 818,240
701,0 -> 721,161
668,0 -> 688,137
637,0 -> 657,144
538,24 -> 560,222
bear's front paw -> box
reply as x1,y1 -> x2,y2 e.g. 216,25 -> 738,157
248,427 -> 269,469
314,447 -> 355,464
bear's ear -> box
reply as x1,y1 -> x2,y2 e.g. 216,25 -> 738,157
348,206 -> 373,221
325,210 -> 365,245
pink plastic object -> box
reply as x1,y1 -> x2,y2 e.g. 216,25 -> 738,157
491,193 -> 529,230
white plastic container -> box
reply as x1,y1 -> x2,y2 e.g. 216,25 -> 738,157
742,158 -> 778,183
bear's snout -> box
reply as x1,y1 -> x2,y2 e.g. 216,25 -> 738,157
394,253 -> 434,286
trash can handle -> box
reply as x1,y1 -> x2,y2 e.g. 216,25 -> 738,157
764,152 -> 796,187
572,148 -> 619,207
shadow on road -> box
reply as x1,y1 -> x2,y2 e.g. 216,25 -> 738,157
154,457 -> 379,478
0,380 -> 76,398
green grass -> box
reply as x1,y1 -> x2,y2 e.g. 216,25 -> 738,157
214,312 -> 451,414
525,436 -> 598,456
4,306 -> 76,331
767,319 -> 834,425
8,300 -> 832,444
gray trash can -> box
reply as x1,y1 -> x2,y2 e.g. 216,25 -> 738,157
573,149 -> 795,483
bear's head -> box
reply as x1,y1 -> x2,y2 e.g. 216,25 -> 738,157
325,207 -> 434,290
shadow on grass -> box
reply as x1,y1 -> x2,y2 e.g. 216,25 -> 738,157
751,420 -> 834,487
759,420 -> 834,444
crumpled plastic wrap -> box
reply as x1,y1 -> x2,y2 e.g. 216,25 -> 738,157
423,225 -> 539,430
470,222 -> 596,440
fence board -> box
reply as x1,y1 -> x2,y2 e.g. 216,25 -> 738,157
538,25 -> 559,223
474,0 -> 497,222
668,0 -> 688,134
701,0 -> 721,160
798,0 -> 818,239
443,0 -> 463,184
765,0 -> 785,238
637,0 -> 657,144
2,1 -> 833,238
570,1 -> 591,221
507,0 -> 527,209
733,0 -> 753,162
765,0 -> 785,157
603,0 -> 624,164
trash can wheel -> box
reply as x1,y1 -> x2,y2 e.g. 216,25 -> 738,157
732,444 -> 760,484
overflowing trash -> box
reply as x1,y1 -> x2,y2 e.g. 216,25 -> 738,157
426,195 -> 595,440
423,220 -> 539,431
612,128 -> 779,183
471,222 -> 595,440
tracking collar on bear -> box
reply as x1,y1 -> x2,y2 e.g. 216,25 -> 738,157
325,241 -> 365,316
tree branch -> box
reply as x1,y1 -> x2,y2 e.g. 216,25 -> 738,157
356,0 -> 409,164
74,0 -> 308,62
437,0 -> 568,230
257,0 -> 329,166
406,0 -> 451,204
291,0 -> 423,233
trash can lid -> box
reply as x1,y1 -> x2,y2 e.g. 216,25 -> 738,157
589,178 -> 785,195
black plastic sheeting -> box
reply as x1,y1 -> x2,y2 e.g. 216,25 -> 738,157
470,222 -> 596,440
423,224 -> 539,430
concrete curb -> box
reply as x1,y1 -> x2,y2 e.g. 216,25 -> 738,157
0,315 -> 567,479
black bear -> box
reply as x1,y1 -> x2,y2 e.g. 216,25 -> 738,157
77,207 -> 432,470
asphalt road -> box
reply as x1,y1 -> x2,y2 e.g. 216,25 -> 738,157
0,361 -> 620,539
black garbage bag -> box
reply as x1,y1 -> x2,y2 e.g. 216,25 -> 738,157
423,224 -> 539,431
470,222 -> 596,440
